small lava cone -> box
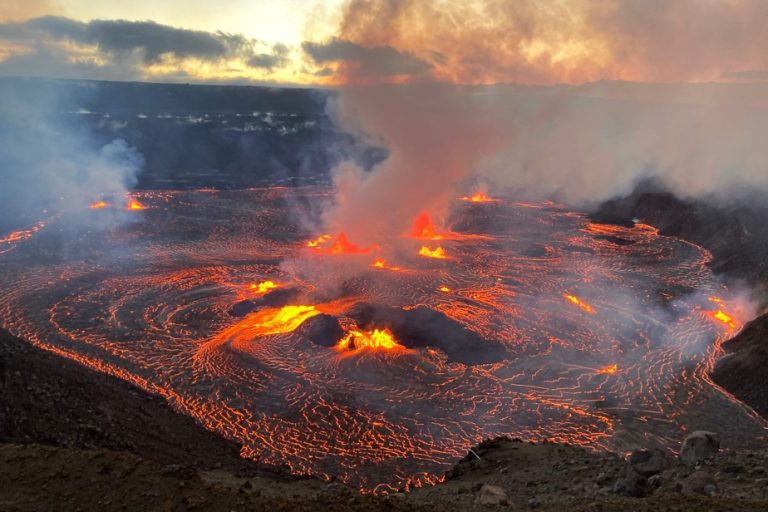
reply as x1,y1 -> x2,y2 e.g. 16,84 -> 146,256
297,314 -> 345,347
229,288 -> 305,317
347,303 -> 509,365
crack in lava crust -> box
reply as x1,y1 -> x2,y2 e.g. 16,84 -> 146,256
0,187 -> 765,493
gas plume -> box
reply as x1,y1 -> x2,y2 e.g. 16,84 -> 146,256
0,80 -> 144,235
323,0 -> 768,85
322,81 -> 768,243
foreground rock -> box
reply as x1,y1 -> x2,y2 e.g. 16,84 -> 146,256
630,448 -> 671,477
680,431 -> 720,464
0,328 -> 283,477
478,484 -> 508,505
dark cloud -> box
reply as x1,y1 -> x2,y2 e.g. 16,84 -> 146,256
247,43 -> 289,69
0,16 -> 292,80
302,38 -> 431,77
0,16 -> 255,64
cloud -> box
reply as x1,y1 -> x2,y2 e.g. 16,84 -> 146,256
247,43 -> 289,69
0,16 -> 292,80
322,0 -> 768,85
303,38 -> 431,81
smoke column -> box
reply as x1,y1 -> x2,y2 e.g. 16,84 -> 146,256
323,81 -> 768,240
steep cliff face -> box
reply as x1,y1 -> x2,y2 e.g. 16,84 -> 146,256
711,313 -> 768,418
593,186 -> 768,292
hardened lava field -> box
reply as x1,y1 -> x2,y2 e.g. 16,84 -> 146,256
0,187 -> 764,492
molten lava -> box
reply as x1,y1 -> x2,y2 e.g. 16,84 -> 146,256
89,201 -> 108,209
461,192 -> 496,203
371,259 -> 401,271
411,211 -> 443,240
707,297 -> 738,329
127,199 -> 147,210
337,328 -> 403,351
564,294 -> 594,314
241,305 -> 320,336
597,364 -> 618,374
438,285 -> 451,293
309,233 -> 376,254
711,310 -> 737,329
418,246 -> 447,259
307,234 -> 332,248
328,232 -> 375,254
249,280 -> 279,294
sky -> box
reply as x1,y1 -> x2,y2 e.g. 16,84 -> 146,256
0,0 -> 767,86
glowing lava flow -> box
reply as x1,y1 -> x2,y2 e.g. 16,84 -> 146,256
307,234 -> 332,248
249,280 -> 279,294
461,192 -> 496,203
127,199 -> 147,210
310,232 -> 376,254
707,296 -> 738,329
89,201 -> 108,209
371,259 -> 401,271
232,305 -> 320,337
597,364 -> 618,374
563,294 -> 594,314
411,211 -> 443,240
418,246 -> 447,259
337,328 -> 403,351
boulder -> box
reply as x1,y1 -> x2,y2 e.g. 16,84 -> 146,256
478,484 -> 508,505
679,431 -> 720,464
683,471 -> 718,495
629,448 -> 671,477
612,468 -> 652,498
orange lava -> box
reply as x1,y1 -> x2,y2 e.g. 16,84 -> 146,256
710,310 -> 737,329
127,199 -> 147,210
309,232 -> 376,254
461,192 -> 496,203
707,297 -> 738,329
231,305 -> 321,337
563,294 -> 594,314
89,201 -> 108,209
306,234 -> 332,248
328,232 -> 375,254
596,364 -> 618,374
371,259 -> 401,271
418,246 -> 447,259
438,285 -> 451,293
249,280 -> 279,294
411,211 -> 443,240
337,328 -> 403,351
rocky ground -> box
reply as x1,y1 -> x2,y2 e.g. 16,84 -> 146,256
3,328 -> 768,511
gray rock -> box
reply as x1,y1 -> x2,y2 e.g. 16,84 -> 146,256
704,484 -> 718,496
683,470 -> 718,495
648,474 -> 663,488
680,431 -> 720,464
595,472 -> 610,486
629,448 -> 671,477
613,469 -> 652,498
478,484 -> 508,505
